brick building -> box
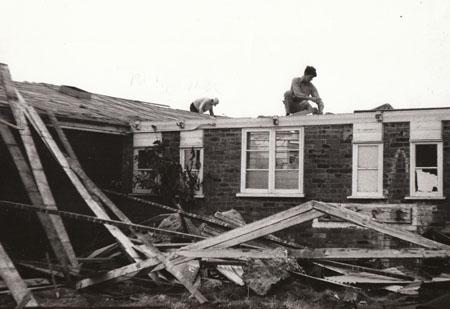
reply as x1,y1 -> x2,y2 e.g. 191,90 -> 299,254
130,107 -> 450,248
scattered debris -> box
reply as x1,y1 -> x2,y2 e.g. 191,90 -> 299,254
1,62 -> 449,308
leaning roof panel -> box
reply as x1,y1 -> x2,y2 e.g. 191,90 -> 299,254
0,82 -> 211,127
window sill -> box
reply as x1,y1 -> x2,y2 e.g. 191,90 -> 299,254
236,192 -> 305,198
347,195 -> 386,200
404,196 -> 446,200
194,194 -> 205,199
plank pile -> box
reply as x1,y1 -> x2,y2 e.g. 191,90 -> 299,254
1,63 -> 450,306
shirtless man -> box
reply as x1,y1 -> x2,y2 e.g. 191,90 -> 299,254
190,97 -> 219,116
283,66 -> 324,116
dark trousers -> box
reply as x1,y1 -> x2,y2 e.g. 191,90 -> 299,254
190,103 -> 199,113
283,90 -> 312,115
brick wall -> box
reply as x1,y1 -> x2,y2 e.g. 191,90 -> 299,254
383,122 -> 410,201
162,131 -> 180,162
126,121 -> 450,248
199,124 -> 354,223
303,124 -> 353,201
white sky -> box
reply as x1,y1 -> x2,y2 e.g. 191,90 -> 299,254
1,0 -> 450,117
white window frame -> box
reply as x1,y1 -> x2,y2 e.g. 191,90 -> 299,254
409,141 -> 443,198
133,147 -> 156,194
238,127 -> 304,197
350,143 -> 384,198
180,147 -> 204,197
132,132 -> 161,194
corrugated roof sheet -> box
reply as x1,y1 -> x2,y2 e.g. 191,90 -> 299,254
0,82 -> 212,126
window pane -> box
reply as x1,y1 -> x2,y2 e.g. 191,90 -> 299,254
247,132 -> 269,150
137,149 -> 152,169
358,145 -> 378,169
246,151 -> 269,169
415,168 -> 438,192
184,148 -> 201,170
246,171 -> 269,189
416,144 -> 437,167
275,170 -> 299,189
357,169 -> 378,192
276,130 -> 299,151
276,151 -> 299,169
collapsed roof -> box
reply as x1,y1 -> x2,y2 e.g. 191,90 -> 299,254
0,81 -> 212,134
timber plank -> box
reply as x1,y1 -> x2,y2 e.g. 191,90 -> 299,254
107,191 -> 301,248
0,72 -> 78,273
0,241 -> 38,307
76,257 -> 160,289
183,202 -> 316,251
312,201 -> 450,250
155,206 -> 322,271
47,114 -> 206,301
16,93 -> 142,262
176,247 -> 449,260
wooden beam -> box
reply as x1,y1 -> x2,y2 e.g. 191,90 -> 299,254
316,260 -> 416,281
47,113 -> 206,302
155,205 -> 322,271
290,271 -> 360,290
106,191 -> 303,248
15,93 -> 142,263
46,120 -> 129,135
10,106 -> 79,272
0,69 -> 79,274
182,203 -> 318,251
76,256 -> 160,289
292,247 -> 450,259
311,201 -> 450,250
83,203 -> 321,285
176,247 -> 450,260
0,241 -> 38,307
177,248 -> 288,259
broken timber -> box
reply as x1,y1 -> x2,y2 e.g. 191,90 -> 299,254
0,241 -> 39,307
0,64 -> 78,275
16,91 -> 206,302
106,190 -> 303,249
312,201 -> 450,250
175,247 -> 450,260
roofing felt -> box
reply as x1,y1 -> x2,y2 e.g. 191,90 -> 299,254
0,82 -> 212,126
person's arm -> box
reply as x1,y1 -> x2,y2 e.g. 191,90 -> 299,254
291,78 -> 311,100
202,100 -> 215,116
310,84 -> 324,114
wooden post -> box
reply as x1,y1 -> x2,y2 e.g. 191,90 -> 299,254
0,241 -> 38,307
0,66 -> 78,275
45,110 -> 207,302
311,201 -> 450,250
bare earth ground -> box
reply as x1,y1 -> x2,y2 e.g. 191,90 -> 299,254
0,279 -> 427,308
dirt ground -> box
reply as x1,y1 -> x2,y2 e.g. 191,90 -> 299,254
0,278 -> 434,308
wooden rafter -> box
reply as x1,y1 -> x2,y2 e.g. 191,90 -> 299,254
0,64 -> 78,275
0,241 -> 39,307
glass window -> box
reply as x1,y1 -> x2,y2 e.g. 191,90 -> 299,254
242,129 -> 303,194
352,144 -> 383,197
413,143 -> 441,194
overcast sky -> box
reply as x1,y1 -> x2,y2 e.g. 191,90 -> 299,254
1,0 -> 449,117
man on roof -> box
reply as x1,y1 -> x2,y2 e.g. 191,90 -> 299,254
283,66 -> 324,116
190,97 -> 219,116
